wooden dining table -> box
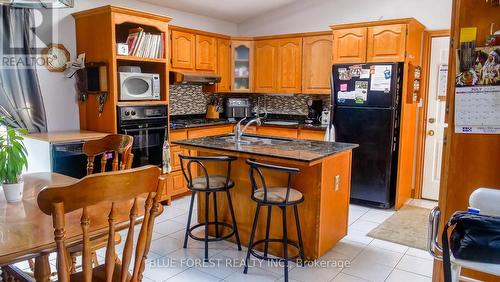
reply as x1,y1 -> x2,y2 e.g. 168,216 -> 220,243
0,172 -> 156,282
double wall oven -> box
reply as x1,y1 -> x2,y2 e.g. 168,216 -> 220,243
117,105 -> 168,168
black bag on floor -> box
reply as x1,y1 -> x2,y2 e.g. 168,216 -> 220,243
442,211 -> 500,282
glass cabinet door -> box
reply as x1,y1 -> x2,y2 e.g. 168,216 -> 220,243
231,41 -> 253,92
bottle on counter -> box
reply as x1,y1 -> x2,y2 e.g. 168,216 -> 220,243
162,139 -> 172,174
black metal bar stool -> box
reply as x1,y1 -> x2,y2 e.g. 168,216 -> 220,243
244,159 -> 305,282
179,154 -> 242,261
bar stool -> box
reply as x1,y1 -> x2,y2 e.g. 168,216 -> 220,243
179,155 -> 242,261
244,159 -> 305,282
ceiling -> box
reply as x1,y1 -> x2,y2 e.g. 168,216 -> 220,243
137,0 -> 299,23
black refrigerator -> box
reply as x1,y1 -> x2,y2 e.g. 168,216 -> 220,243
331,63 -> 403,208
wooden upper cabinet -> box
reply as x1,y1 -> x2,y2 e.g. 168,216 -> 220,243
254,40 -> 278,93
231,41 -> 254,92
332,27 -> 367,64
302,35 -> 332,94
170,30 -> 195,70
195,34 -> 217,72
276,38 -> 302,93
217,38 -> 231,92
366,24 -> 407,62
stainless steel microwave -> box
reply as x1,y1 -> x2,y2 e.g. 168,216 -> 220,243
119,72 -> 160,101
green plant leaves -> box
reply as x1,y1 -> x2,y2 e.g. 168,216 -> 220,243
0,116 -> 28,184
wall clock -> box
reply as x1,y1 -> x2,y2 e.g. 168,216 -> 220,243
42,43 -> 70,72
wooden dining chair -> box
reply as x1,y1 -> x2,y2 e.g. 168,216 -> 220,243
37,165 -> 165,282
64,134 -> 134,272
83,134 -> 134,174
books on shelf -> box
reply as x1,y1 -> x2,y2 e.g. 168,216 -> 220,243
125,27 -> 165,59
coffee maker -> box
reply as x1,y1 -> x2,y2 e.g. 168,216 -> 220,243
306,99 -> 323,124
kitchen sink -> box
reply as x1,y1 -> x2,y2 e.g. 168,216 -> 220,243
221,135 -> 290,145
264,121 -> 299,126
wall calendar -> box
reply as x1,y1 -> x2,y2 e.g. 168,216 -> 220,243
455,86 -> 500,134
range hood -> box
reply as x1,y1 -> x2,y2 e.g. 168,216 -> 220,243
169,71 -> 221,85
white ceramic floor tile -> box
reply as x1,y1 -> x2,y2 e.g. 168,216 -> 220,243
386,269 -> 432,282
218,248 -> 249,261
166,267 -> 221,282
223,265 -> 280,282
154,220 -> 187,236
352,246 -> 404,268
195,254 -> 240,279
341,258 -> 393,282
287,260 -> 341,282
332,273 -> 369,282
368,239 -> 409,254
396,254 -> 434,277
141,257 -> 189,282
167,246 -> 221,261
170,210 -> 199,225
149,236 -> 184,256
349,205 -> 371,214
171,195 -> 198,211
344,228 -> 374,245
349,220 -> 379,234
406,247 -> 434,261
358,209 -> 395,224
156,206 -> 188,223
330,240 -> 365,260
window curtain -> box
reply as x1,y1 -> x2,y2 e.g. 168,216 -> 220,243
0,6 -> 47,132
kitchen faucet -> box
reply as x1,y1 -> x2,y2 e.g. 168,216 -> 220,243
234,117 -> 262,142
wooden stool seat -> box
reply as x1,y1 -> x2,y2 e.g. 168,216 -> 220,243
253,187 -> 303,204
192,175 -> 235,190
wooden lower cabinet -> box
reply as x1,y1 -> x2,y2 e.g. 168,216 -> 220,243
167,170 -> 188,197
298,129 -> 325,141
256,126 -> 298,138
187,124 -> 233,138
170,145 -> 189,171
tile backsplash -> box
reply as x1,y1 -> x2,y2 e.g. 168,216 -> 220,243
169,85 -> 331,116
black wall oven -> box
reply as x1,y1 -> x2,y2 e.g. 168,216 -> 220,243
117,105 -> 168,168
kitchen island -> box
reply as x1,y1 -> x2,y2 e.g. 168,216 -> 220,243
173,134 -> 357,259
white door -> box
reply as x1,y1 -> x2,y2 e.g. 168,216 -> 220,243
422,36 -> 450,200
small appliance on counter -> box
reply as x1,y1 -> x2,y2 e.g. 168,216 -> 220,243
320,110 -> 331,126
305,99 -> 323,124
119,71 -> 160,101
225,98 -> 251,121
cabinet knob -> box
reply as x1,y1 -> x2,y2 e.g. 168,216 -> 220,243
428,130 -> 435,136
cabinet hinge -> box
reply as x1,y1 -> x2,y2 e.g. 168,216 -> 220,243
170,58 -> 173,64
450,37 -> 454,47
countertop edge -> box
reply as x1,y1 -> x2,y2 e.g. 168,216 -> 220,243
172,136 -> 358,164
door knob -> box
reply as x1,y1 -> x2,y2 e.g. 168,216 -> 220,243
428,130 -> 435,136
429,118 -> 436,124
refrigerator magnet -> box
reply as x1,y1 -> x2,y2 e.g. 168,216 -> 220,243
338,68 -> 351,80
349,65 -> 363,77
340,83 -> 348,91
360,69 -> 370,79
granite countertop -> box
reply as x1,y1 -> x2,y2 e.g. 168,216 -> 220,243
172,134 -> 358,163
170,114 -> 327,131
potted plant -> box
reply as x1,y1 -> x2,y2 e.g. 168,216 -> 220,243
0,115 -> 28,203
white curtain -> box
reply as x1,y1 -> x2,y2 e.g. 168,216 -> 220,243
0,6 -> 47,132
